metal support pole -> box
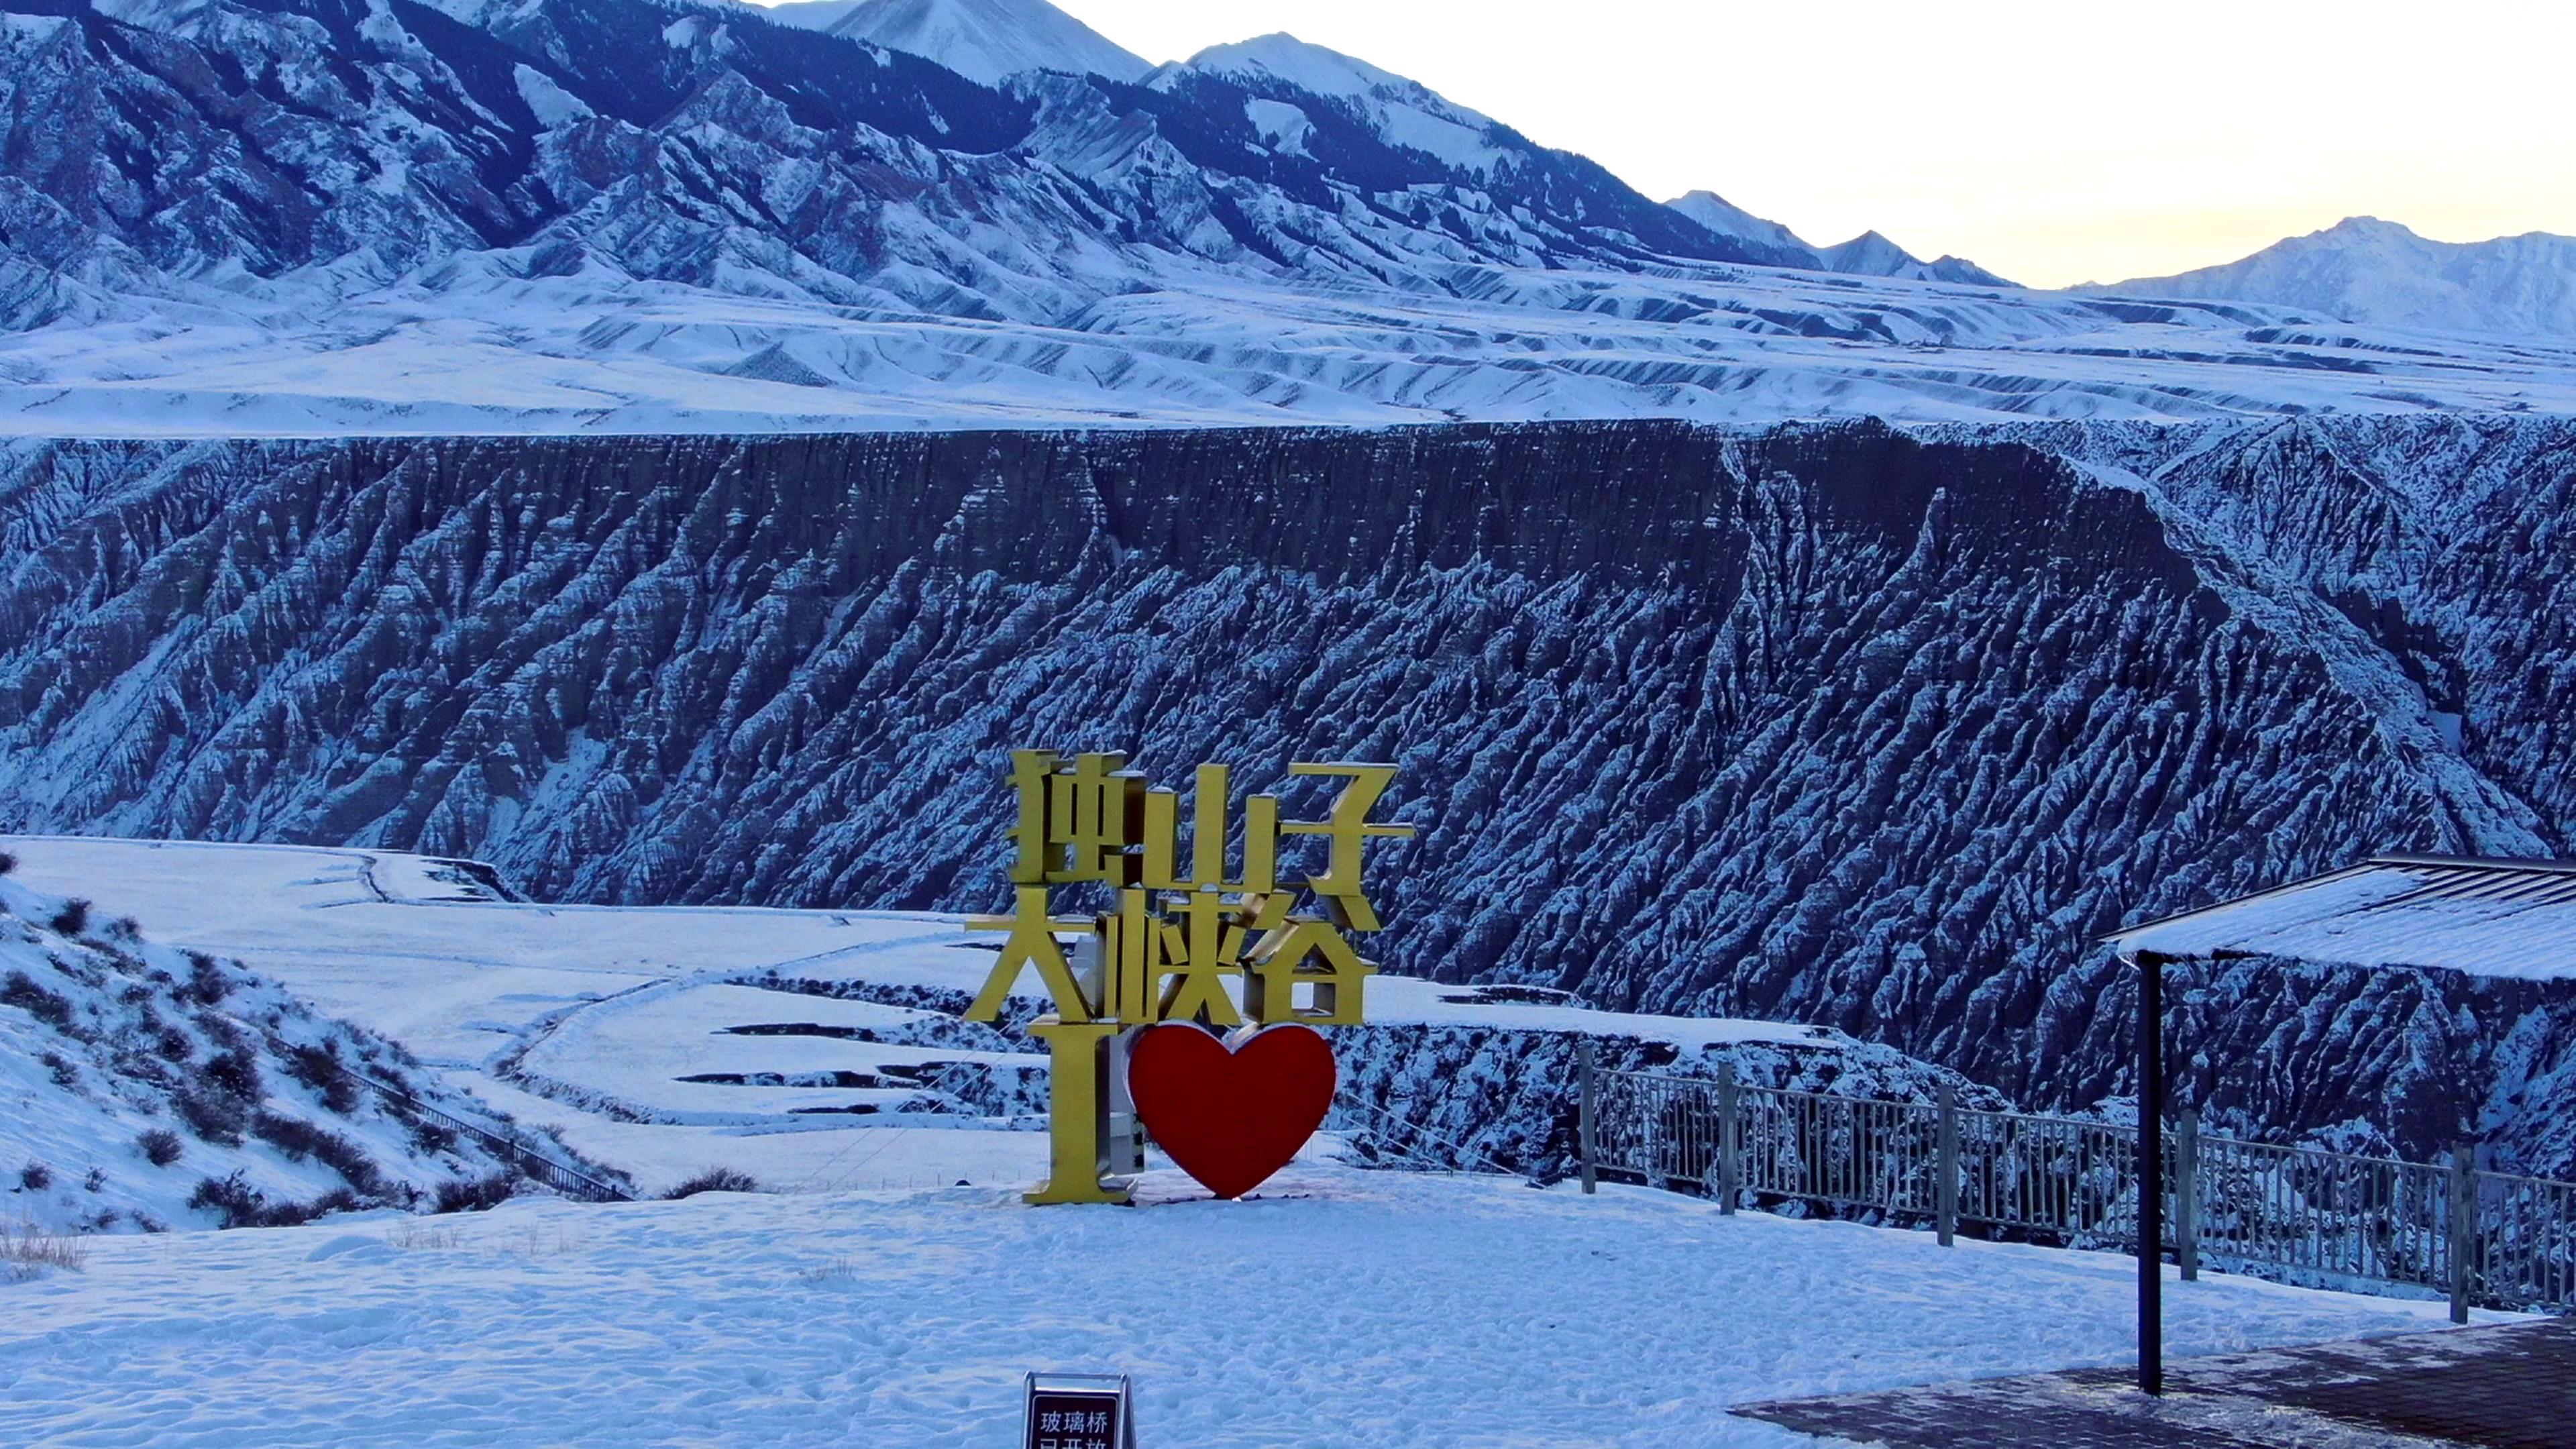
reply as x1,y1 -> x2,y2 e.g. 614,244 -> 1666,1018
1936,1083 -> 1959,1247
2177,1108 -> 2200,1282
1715,1061 -> 1740,1216
2135,951 -> 2165,1397
2449,1147 -> 2477,1325
1577,1038 -> 1598,1195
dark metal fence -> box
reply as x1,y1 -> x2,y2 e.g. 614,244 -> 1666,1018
1581,1057 -> 2576,1319
335,1061 -> 632,1203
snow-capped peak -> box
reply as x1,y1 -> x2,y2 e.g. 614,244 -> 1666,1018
2084,216 -> 2576,337
1184,33 -> 1491,125
1180,32 -> 1506,174
1664,190 -> 1815,258
1820,229 -> 2015,287
762,0 -> 1151,85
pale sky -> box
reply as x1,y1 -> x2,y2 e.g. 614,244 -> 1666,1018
1004,0 -> 2576,288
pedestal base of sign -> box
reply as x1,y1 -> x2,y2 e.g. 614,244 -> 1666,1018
1026,1018 -> 1130,1205
1103,1026 -> 1146,1177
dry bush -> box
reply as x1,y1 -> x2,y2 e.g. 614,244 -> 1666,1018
3,1222 -> 87,1282
388,1222 -> 464,1251
798,1254 -> 857,1285
136,1129 -> 184,1167
663,1167 -> 761,1199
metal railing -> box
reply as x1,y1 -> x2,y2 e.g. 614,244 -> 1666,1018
333,1060 -> 633,1204
1580,1056 -> 2576,1318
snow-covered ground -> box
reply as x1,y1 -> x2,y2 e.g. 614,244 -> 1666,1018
0,837 -> 1897,1197
0,1159 -> 2498,1448
0,836 -> 2522,1444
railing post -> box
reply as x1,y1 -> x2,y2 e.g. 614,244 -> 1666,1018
2449,1146 -> 2476,1324
2176,1108 -> 2200,1282
1577,1038 -> 1598,1195
1716,1061 -> 1739,1216
1936,1083 -> 1959,1247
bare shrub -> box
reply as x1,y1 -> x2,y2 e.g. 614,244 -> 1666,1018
17,1162 -> 51,1192
252,1112 -> 386,1196
433,1173 -> 517,1214
284,1042 -> 360,1114
48,899 -> 89,937
405,1116 -> 460,1157
103,916 -> 142,943
138,1129 -> 184,1167
184,953 -> 231,1006
3,1222 -> 87,1281
0,849 -> 16,874
2,971 -> 75,1033
389,1222 -> 464,1251
663,1167 -> 761,1199
186,1172 -> 341,1229
175,1088 -> 247,1146
186,1172 -> 268,1227
798,1255 -> 857,1285
205,1048 -> 262,1102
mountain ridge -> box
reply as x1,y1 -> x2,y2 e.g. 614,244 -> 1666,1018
2084,217 -> 2576,337
0,0 -> 2569,433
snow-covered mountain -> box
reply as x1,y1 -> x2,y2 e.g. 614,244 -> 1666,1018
765,0 -> 1150,84
6,0 -> 2561,433
1663,193 -> 2017,287
1817,229 -> 2015,287
1663,188 -> 1815,258
2088,217 -> 2576,337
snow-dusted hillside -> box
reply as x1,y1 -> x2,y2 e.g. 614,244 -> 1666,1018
3,416 -> 2570,1175
2088,217 -> 2576,338
0,0 -> 2568,433
0,868 -> 589,1236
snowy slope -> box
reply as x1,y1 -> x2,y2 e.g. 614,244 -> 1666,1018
0,872 -> 586,1235
802,0 -> 1152,83
0,1167 -> 2485,1448
2086,217 -> 2576,337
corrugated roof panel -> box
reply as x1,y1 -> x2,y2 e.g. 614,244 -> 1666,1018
2104,857 -> 2576,982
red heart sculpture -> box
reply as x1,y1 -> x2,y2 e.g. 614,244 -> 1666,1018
1126,1022 -> 1336,1199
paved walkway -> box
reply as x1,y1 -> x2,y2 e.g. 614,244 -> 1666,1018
1733,1317 -> 2576,1448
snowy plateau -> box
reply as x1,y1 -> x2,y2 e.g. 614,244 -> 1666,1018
0,837 -> 2507,1446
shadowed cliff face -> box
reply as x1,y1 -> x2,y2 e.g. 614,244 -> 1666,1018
3,418 -> 2571,1168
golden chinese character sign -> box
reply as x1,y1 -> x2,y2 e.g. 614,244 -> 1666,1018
963,750 -> 1414,1204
